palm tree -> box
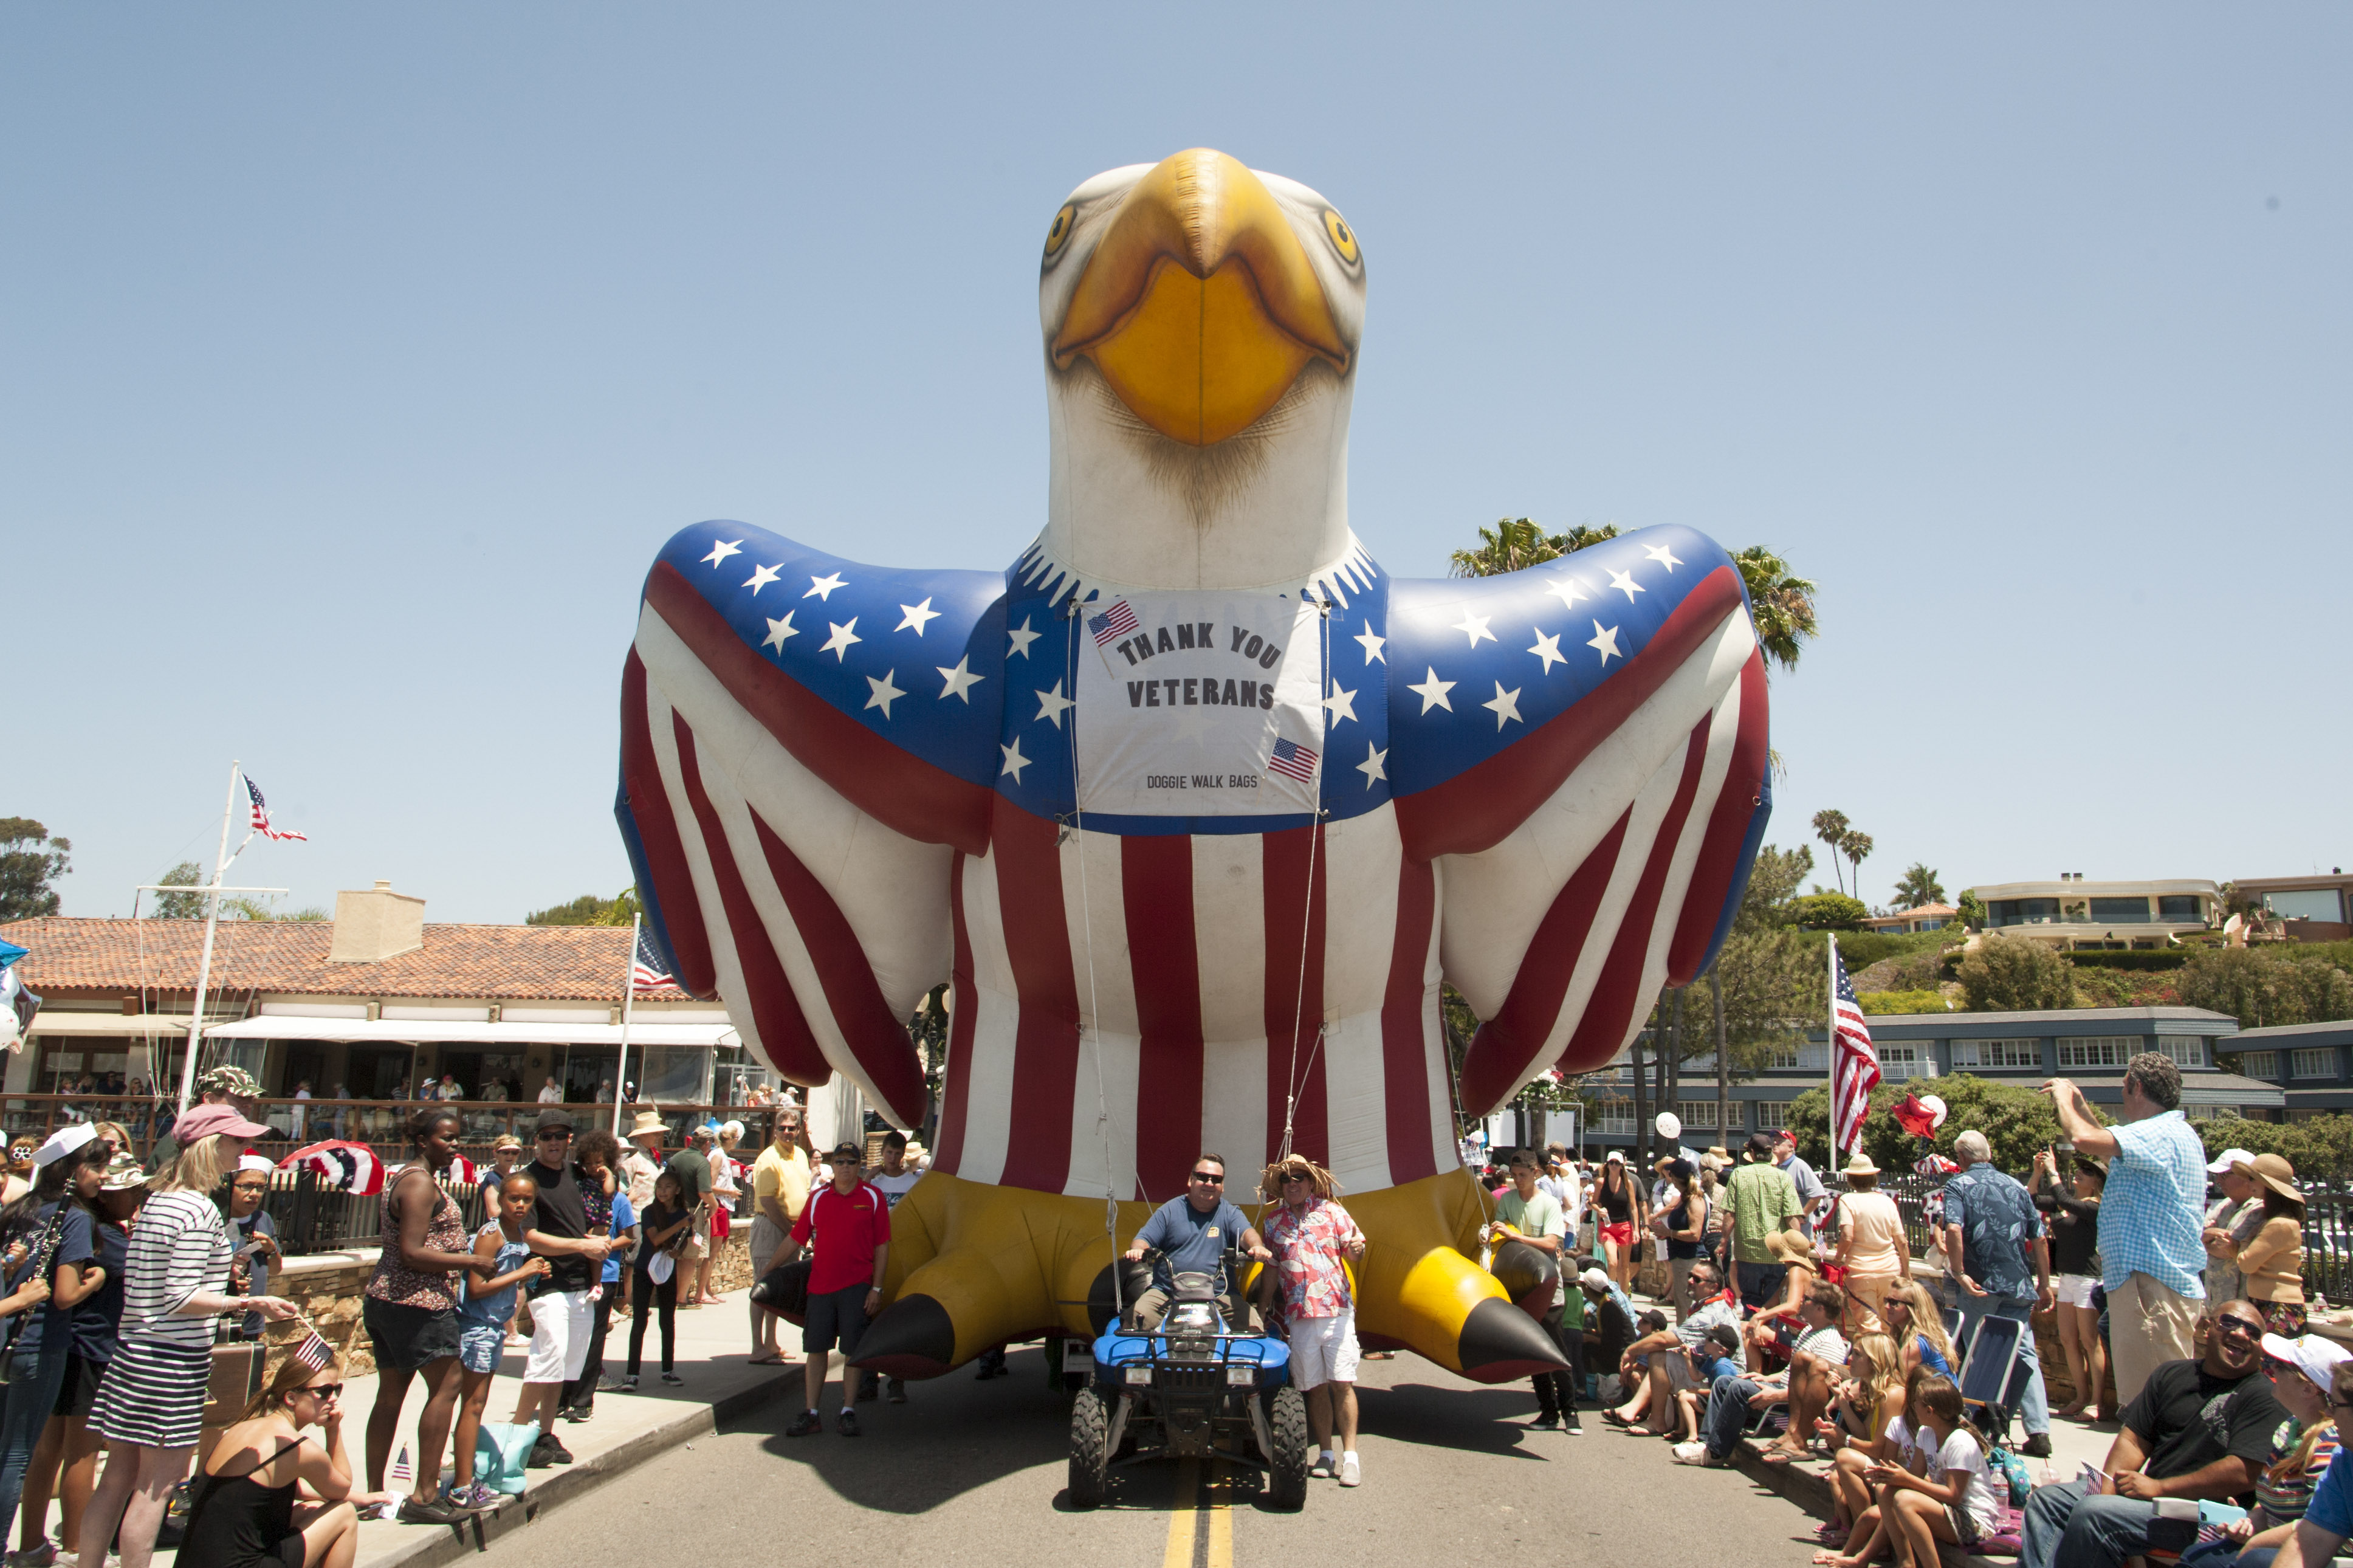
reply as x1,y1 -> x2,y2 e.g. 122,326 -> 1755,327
1893,862 -> 1946,910
1733,546 -> 1819,675
1840,831 -> 1874,903
1449,518 -> 1623,577
1812,810 -> 1851,895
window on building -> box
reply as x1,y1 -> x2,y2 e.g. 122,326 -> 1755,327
1762,1045 -> 1803,1070
2267,890 -> 2349,923
1753,1101 -> 1794,1133
1914,917 -> 1946,931
2157,895 -> 2205,921
2089,897 -> 2151,924
2291,1048 -> 2338,1080
1880,1044 -> 1934,1081
2154,1037 -> 2207,1069
1950,1039 -> 2042,1070
1987,898 -> 2061,927
1590,1103 -> 1635,1135
2056,1036 -> 2134,1068
2239,1051 -> 2279,1079
1677,1101 -> 1742,1132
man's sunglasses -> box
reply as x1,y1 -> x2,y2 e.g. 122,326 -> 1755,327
535,1130 -> 572,1141
2215,1317 -> 2264,1339
1190,1171 -> 1225,1184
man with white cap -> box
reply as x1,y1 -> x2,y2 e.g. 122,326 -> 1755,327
2201,1146 -> 2263,1304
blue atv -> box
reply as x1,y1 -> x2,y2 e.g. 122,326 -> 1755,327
1067,1261 -> 1310,1510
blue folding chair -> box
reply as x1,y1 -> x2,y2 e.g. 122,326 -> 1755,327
1953,1312 -> 2033,1441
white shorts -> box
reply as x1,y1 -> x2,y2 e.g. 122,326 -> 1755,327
2053,1273 -> 2099,1309
523,1289 -> 595,1384
1288,1310 -> 1360,1389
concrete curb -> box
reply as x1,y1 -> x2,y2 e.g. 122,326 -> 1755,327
352,1371 -> 799,1567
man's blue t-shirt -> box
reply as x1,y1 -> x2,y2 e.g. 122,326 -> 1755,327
1136,1196 -> 1252,1288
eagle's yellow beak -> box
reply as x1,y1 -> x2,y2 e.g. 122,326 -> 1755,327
1052,148 -> 1350,447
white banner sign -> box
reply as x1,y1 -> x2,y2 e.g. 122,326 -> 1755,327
1073,590 -> 1326,817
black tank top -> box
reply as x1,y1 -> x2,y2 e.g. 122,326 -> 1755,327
1597,1180 -> 1631,1223
181,1436 -> 306,1568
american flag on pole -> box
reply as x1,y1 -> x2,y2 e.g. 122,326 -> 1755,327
245,776 -> 307,842
1266,736 -> 1319,783
1086,599 -> 1139,647
631,927 -> 675,994
1828,936 -> 1881,1157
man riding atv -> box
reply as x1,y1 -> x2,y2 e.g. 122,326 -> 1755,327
1121,1153 -> 1273,1330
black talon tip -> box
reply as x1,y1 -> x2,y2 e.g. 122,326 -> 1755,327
1455,1296 -> 1572,1384
847,1293 -> 957,1379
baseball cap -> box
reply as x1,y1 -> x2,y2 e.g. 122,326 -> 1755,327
2259,1333 -> 2352,1392
1578,1267 -> 1612,1293
171,1102 -> 273,1144
1604,1150 -> 1624,1164
196,1065 -> 263,1099
2208,1147 -> 2259,1175
98,1152 -> 149,1192
825,1141 -> 862,1162
534,1107 -> 576,1135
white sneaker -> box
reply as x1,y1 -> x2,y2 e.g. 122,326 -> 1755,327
1338,1453 -> 1361,1487
1671,1440 -> 1709,1465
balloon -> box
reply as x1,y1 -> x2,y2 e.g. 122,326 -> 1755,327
614,149 -> 1770,1386
1655,1112 -> 1683,1142
1892,1092 -> 1949,1140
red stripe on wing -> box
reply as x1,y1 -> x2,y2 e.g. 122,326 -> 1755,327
1124,836 -> 1204,1200
1550,719 -> 1714,1079
1456,810 -> 1632,1115
932,856 -> 975,1177
644,561 -> 992,857
1665,648 -> 1770,985
1263,822 -> 1328,1167
991,802 -> 1081,1194
747,811 -> 927,1127
1396,565 -> 1744,861
669,715 -> 833,1084
1379,856 -> 1442,1183
621,650 -> 716,999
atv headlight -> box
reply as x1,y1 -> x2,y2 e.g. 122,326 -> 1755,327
1225,1365 -> 1256,1387
1124,1366 -> 1152,1386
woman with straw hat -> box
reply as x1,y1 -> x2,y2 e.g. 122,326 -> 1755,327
2228,1153 -> 2310,1336
1828,1152 -> 1909,1334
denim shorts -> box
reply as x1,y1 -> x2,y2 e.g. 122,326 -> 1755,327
458,1322 -> 507,1375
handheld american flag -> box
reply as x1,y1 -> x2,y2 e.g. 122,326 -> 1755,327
1827,937 -> 1881,1157
631,927 -> 675,994
290,1329 -> 335,1372
244,775 -> 307,842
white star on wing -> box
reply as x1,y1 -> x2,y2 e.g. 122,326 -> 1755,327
1588,621 -> 1623,665
936,656 -> 984,703
1408,667 -> 1455,714
1543,575 -> 1588,610
1451,611 -> 1496,648
1482,681 -> 1523,730
702,539 -> 743,567
761,613 -> 799,653
864,670 -> 904,718
999,738 -> 1031,783
1006,616 -> 1041,659
820,618 -> 861,661
1034,679 -> 1073,728
805,573 -> 847,601
1322,683 -> 1358,725
743,563 -> 781,595
1607,568 -> 1645,603
1643,543 -> 1683,573
896,597 -> 940,635
1354,622 -> 1386,664
1356,742 -> 1388,788
1528,628 -> 1565,674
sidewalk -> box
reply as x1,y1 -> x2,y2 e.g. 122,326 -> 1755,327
154,1285 -> 804,1567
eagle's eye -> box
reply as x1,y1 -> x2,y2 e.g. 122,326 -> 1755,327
1044,203 -> 1078,259
1321,209 -> 1360,266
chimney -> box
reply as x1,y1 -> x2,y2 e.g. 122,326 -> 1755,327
329,880 -> 426,964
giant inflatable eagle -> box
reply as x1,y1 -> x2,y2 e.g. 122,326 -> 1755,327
617,150 -> 1770,1383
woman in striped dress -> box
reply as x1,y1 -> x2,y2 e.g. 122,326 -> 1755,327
72,1102 -> 295,1568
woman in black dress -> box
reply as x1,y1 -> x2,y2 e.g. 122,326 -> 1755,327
179,1350 -> 377,1568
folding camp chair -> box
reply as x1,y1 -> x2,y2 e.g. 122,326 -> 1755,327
1952,1312 -> 2034,1442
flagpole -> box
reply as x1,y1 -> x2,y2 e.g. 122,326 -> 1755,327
177,762 -> 242,1113
613,914 -> 638,1136
1826,933 -> 1840,1158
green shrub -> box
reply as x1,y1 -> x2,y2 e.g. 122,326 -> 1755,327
2067,950 -> 2190,971
2195,1114 -> 2353,1183
1784,1074 -> 2075,1175
1957,934 -> 2077,1013
1859,990 -> 1952,1015
1789,892 -> 1869,930
1833,928 -> 1959,970
2177,947 -> 2353,1030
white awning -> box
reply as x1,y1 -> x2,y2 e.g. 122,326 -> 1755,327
27,1014 -> 221,1037
199,1017 -> 740,1048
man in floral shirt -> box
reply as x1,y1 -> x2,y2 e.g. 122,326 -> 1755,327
1260,1155 -> 1368,1487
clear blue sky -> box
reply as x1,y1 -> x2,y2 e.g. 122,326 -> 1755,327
6,6 -> 2346,923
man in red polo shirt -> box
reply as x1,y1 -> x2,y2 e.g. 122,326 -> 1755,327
785,1141 -> 890,1437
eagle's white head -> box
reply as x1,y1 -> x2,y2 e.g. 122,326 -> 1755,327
1035,149 -> 1367,595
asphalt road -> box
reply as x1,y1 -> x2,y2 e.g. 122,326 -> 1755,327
473,1347 -> 1835,1566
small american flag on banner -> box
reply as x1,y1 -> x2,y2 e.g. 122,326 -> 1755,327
1086,600 -> 1139,647
245,776 -> 307,842
631,928 -> 675,994
1829,937 -> 1881,1157
1266,737 -> 1319,783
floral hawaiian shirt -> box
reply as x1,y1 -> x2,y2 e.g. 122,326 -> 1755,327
1263,1197 -> 1363,1321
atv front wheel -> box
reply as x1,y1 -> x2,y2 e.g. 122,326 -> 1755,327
1068,1384 -> 1111,1508
1266,1385 -> 1309,1509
